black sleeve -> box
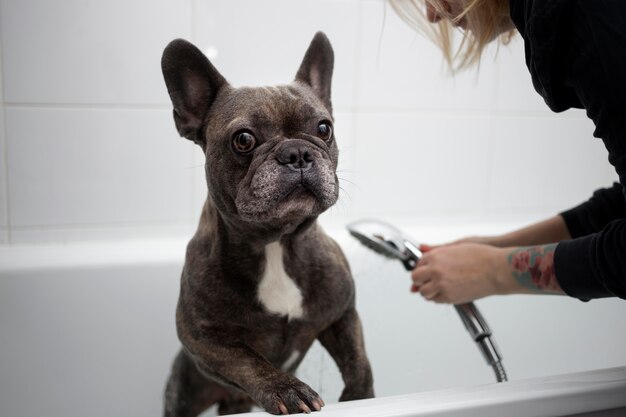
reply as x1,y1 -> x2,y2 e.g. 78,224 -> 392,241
559,183 -> 626,238
556,183 -> 626,301
555,219 -> 626,300
542,1 -> 626,301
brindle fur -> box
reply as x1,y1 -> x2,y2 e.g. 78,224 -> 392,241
161,33 -> 374,416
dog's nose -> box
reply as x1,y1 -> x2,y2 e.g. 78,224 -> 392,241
278,142 -> 314,172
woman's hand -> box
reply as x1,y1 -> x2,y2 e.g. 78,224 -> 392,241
410,243 -> 509,304
409,216 -> 571,303
410,241 -> 565,304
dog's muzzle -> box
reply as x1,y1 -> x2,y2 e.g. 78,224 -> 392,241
235,139 -> 337,222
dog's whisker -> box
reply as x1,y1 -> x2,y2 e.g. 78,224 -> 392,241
338,186 -> 353,202
338,177 -> 358,187
330,198 -> 349,212
338,178 -> 361,194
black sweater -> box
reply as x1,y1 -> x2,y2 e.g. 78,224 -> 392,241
509,0 -> 626,300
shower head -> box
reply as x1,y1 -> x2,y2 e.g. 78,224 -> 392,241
347,219 -> 422,270
346,218 -> 508,383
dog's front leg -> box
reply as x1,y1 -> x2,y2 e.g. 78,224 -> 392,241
183,339 -> 324,415
318,307 -> 375,401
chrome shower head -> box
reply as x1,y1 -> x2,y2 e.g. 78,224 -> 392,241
346,218 -> 508,383
347,219 -> 422,270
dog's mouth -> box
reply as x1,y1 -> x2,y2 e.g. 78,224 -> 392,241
235,169 -> 338,223
279,183 -> 320,212
285,182 -> 315,199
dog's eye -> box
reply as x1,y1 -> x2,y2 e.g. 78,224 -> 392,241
317,121 -> 333,141
232,131 -> 256,153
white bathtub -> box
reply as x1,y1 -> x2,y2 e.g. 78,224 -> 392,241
237,366 -> 626,417
1,222 -> 625,417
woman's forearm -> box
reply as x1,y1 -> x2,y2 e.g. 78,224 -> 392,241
489,215 -> 571,247
412,242 -> 566,304
497,244 -> 565,295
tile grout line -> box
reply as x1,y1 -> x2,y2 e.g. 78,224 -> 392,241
0,3 -> 12,243
483,42 -> 501,220
3,102 -> 171,110
0,102 -> 581,121
7,218 -> 195,229
347,0 -> 367,221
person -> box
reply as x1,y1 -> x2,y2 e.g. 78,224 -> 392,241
387,0 -> 626,303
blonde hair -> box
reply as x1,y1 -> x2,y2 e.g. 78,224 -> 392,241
388,0 -> 515,71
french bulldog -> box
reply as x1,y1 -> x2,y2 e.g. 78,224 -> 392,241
161,32 -> 374,416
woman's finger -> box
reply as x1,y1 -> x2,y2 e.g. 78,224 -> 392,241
411,264 -> 431,286
419,243 -> 435,253
418,281 -> 438,301
432,292 -> 448,304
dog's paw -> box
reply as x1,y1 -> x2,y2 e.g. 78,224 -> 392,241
255,376 -> 324,415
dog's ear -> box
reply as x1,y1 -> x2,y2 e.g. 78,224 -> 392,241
295,32 -> 334,113
161,39 -> 227,145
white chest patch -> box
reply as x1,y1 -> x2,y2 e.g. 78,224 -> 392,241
257,242 -> 304,320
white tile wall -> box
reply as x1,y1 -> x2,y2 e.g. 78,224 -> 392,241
5,107 -> 194,228
493,36 -> 551,113
487,115 -> 610,214
1,0 -> 192,105
193,0 -> 360,110
358,0 -> 497,112
351,112 -> 492,217
0,0 -> 618,243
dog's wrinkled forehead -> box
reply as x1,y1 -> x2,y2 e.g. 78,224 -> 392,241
211,83 -> 331,137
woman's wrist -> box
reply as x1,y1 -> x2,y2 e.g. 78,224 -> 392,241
495,244 -> 565,295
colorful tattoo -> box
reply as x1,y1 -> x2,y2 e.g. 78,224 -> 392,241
508,245 -> 563,294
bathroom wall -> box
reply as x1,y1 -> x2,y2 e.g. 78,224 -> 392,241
0,0 -> 617,244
